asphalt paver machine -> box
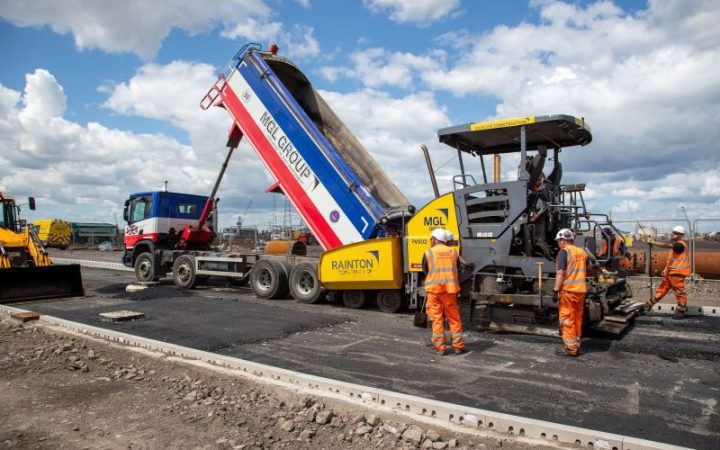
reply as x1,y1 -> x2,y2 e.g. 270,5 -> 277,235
430,116 -> 642,336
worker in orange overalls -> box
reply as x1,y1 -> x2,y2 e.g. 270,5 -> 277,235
598,227 -> 629,273
553,228 -> 590,357
422,228 -> 466,355
645,225 -> 691,319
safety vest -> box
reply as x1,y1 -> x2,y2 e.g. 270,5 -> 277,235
559,244 -> 588,294
600,237 -> 623,257
423,244 -> 460,294
666,240 -> 691,277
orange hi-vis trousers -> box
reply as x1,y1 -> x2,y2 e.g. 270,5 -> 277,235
649,275 -> 687,311
558,291 -> 585,356
426,292 -> 464,352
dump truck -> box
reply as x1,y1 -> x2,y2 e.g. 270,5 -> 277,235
124,44 -> 641,336
0,192 -> 83,302
32,218 -> 72,249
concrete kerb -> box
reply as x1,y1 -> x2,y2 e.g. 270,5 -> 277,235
52,257 -> 133,272
652,303 -> 719,317
0,304 -> 690,450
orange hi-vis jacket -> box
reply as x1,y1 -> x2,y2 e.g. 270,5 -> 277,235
666,240 -> 691,277
423,244 -> 460,294
600,237 -> 623,257
559,244 -> 588,294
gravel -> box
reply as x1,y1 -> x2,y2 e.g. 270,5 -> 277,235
0,316 -> 550,450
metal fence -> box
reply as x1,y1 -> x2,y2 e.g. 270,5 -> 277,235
613,218 -> 720,281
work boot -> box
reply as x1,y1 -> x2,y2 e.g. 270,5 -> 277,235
555,347 -> 578,358
430,347 -> 447,356
672,309 -> 686,320
449,348 -> 466,356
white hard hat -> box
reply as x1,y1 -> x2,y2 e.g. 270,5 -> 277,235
431,228 -> 447,242
672,225 -> 686,235
444,230 -> 455,242
555,228 -> 574,241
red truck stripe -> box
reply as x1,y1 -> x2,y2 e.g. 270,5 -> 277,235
220,86 -> 342,249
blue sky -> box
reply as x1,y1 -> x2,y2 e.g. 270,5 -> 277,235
1,0 -> 718,230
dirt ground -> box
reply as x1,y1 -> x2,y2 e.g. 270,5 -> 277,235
0,316 -> 553,450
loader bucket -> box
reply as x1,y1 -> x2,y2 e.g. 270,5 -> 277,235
0,264 -> 84,303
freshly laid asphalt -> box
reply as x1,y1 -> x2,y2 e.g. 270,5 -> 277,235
21,268 -> 720,449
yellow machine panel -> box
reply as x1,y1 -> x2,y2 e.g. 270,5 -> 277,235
319,237 -> 403,290
405,193 -> 460,272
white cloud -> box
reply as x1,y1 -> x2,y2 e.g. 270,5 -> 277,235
221,22 -> 320,61
0,0 -> 318,60
0,66 -> 276,226
701,171 -> 720,196
363,0 -> 461,25
320,47 -> 445,88
419,1 -> 720,181
323,0 -> 720,220
320,89 -> 452,202
102,61 -> 229,152
612,200 -> 641,214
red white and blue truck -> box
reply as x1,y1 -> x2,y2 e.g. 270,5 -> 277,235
123,44 -> 638,335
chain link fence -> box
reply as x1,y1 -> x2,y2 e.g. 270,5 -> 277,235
613,218 -> 720,281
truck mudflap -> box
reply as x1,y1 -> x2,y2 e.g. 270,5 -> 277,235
0,264 -> 84,303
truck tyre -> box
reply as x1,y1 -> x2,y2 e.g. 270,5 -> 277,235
342,290 -> 368,309
376,290 -> 404,313
134,252 -> 157,282
289,261 -> 325,304
250,259 -> 289,299
172,255 -> 199,289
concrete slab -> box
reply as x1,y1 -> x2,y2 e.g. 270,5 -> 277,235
11,311 -> 40,322
99,310 -> 145,323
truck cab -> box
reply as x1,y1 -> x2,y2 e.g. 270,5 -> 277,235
122,191 -> 210,271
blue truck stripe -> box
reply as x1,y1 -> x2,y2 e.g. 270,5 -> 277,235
238,54 -> 379,239
249,53 -> 387,220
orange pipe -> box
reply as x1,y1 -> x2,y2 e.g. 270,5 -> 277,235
628,250 -> 720,279
264,240 -> 306,256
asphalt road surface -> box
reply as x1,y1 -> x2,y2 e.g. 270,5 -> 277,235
18,268 -> 720,449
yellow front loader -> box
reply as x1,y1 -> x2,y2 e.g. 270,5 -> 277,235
0,192 -> 83,302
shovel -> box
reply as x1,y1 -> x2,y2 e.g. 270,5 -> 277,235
413,294 -> 428,328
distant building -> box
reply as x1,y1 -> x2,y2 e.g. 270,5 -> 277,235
71,222 -> 118,244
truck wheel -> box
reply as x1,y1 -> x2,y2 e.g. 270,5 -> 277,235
134,252 -> 157,282
250,259 -> 289,299
289,261 -> 325,304
377,290 -> 404,313
342,290 -> 368,309
173,255 -> 198,289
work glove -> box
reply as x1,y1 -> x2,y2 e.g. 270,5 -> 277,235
646,236 -> 656,245
466,262 -> 476,271
552,290 -> 559,303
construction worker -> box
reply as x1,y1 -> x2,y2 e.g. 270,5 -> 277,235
553,228 -> 590,357
645,226 -> 691,319
598,227 -> 629,274
422,228 -> 465,355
